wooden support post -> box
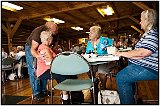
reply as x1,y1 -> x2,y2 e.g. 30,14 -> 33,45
2,19 -> 22,52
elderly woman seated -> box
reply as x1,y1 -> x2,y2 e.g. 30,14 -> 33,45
14,46 -> 25,78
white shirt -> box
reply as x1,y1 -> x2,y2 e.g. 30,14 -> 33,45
15,51 -> 25,60
2,51 -> 8,60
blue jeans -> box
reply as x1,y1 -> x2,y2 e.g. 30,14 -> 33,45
25,44 -> 47,96
116,63 -> 158,104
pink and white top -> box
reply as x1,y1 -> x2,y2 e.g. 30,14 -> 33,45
36,44 -> 56,77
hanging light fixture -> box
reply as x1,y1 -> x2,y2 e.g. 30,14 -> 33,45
71,27 -> 83,31
2,2 -> 23,12
97,5 -> 114,17
43,16 -> 65,24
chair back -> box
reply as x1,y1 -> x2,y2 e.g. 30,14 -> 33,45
2,57 -> 13,65
19,56 -> 27,66
50,52 -> 91,75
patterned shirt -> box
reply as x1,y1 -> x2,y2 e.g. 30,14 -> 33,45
86,36 -> 113,55
129,28 -> 158,72
37,44 -> 56,77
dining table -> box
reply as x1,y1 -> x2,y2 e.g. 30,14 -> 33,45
82,53 -> 120,91
82,54 -> 120,65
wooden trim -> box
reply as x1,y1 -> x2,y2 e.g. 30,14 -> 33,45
11,18 -> 22,38
129,16 -> 140,25
2,23 -> 8,34
60,13 -> 140,28
19,2 -> 107,20
132,2 -> 150,10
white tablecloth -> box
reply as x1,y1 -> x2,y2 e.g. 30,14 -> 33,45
83,54 -> 119,65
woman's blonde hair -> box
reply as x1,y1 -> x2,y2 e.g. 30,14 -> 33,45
40,31 -> 52,43
90,25 -> 101,36
141,9 -> 157,31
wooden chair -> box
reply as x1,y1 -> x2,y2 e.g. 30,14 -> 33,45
134,80 -> 158,104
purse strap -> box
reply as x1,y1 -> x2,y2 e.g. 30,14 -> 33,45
100,90 -> 104,104
98,75 -> 104,104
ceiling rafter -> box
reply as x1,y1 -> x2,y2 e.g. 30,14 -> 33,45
14,2 -> 106,21
65,2 -> 74,8
2,1 -> 158,51
109,2 -> 120,32
86,2 -> 93,5
65,12 -> 90,28
132,2 -> 151,10
70,20 -> 136,37
63,12 -> 89,29
77,10 -> 96,22
59,13 -> 140,29
12,2 -> 46,15
110,2 -> 119,17
128,16 -> 140,24
64,12 -> 86,23
44,2 -> 60,11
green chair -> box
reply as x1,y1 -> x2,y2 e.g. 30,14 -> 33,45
2,57 -> 14,83
18,56 -> 27,78
50,52 -> 96,104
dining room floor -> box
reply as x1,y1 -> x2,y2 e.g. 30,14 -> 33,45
1,68 -> 158,105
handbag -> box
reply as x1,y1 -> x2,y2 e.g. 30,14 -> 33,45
8,73 -> 17,80
71,91 -> 84,104
98,90 -> 120,104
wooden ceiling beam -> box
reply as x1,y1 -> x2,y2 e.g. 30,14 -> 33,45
44,2 -> 60,11
2,23 -> 8,34
77,10 -> 96,22
10,2 -> 45,16
59,13 -> 140,29
11,18 -> 22,38
64,12 -> 86,23
110,2 -> 119,17
65,2 -> 74,8
19,2 -> 107,20
63,12 -> 89,29
86,2 -> 93,5
128,16 -> 140,25
73,21 -> 137,37
8,18 -> 19,22
109,2 -> 120,32
132,2 -> 151,10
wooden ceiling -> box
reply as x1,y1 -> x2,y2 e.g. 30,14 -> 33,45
1,1 -> 158,48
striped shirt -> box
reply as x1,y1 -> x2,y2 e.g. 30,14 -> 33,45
129,28 -> 158,72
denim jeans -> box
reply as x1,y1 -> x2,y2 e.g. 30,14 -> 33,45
25,44 -> 47,96
116,63 -> 158,104
39,69 -> 78,83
